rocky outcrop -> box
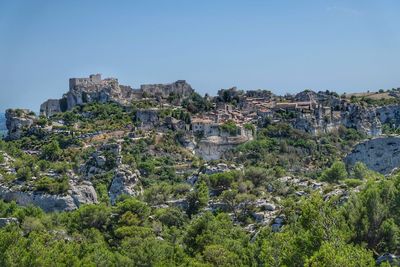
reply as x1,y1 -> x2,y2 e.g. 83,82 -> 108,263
40,99 -> 62,117
196,134 -> 252,160
109,165 -> 142,204
345,136 -> 400,174
80,142 -> 142,204
134,109 -> 159,128
81,143 -> 122,178
5,109 -> 36,140
376,105 -> 400,126
0,180 -> 98,212
141,80 -> 194,98
65,77 -> 134,110
294,90 -> 318,102
165,116 -> 186,131
40,74 -> 135,116
342,104 -> 382,136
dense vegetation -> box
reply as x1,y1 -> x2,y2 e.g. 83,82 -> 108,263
0,102 -> 398,266
1,173 -> 399,266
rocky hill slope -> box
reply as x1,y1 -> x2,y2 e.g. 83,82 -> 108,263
2,74 -> 400,265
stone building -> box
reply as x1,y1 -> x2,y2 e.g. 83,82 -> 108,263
69,74 -> 102,90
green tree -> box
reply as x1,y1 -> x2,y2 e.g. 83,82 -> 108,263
202,244 -> 241,267
41,140 -> 62,161
187,180 -> 209,217
321,161 -> 348,183
352,161 -> 369,180
305,241 -> 375,267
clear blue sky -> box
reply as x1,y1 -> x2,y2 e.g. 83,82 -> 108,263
1,0 -> 400,112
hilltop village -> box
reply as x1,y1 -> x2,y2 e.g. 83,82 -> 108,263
3,74 -> 400,265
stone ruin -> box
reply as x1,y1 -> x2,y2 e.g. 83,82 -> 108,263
40,74 -> 194,117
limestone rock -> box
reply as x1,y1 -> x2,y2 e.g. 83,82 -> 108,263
5,109 -> 36,140
345,136 -> 400,174
195,134 -> 252,160
0,180 -> 98,212
40,74 -> 135,116
165,116 -> 186,131
134,108 -> 159,128
140,80 -> 194,99
109,165 -> 142,204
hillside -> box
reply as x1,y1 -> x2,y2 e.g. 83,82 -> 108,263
0,75 -> 400,265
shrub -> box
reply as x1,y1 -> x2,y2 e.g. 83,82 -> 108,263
16,166 -> 32,181
344,179 -> 363,188
41,140 -> 62,161
321,161 -> 348,183
219,120 -> 239,136
35,176 -> 69,194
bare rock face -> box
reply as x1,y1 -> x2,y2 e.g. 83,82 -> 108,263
196,133 -> 253,160
294,90 -> 318,102
342,104 -> 382,136
140,80 -> 194,99
0,180 -> 98,212
5,109 -> 36,140
345,136 -> 400,174
165,116 -> 186,131
40,99 -> 62,117
134,108 -> 160,128
109,165 -> 142,204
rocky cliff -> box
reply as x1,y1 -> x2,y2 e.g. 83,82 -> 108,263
141,80 -> 194,98
0,179 -> 98,212
345,136 -> 400,175
5,109 -> 36,140
195,129 -> 253,160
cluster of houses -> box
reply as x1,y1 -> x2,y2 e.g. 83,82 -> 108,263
37,74 -> 366,139
189,90 -> 343,137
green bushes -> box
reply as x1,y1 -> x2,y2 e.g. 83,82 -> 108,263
41,140 -> 62,161
35,176 -> 69,194
207,171 -> 239,190
16,166 -> 32,181
320,161 -> 348,183
219,120 -> 240,136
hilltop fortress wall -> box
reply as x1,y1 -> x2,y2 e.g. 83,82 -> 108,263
40,74 -> 194,117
